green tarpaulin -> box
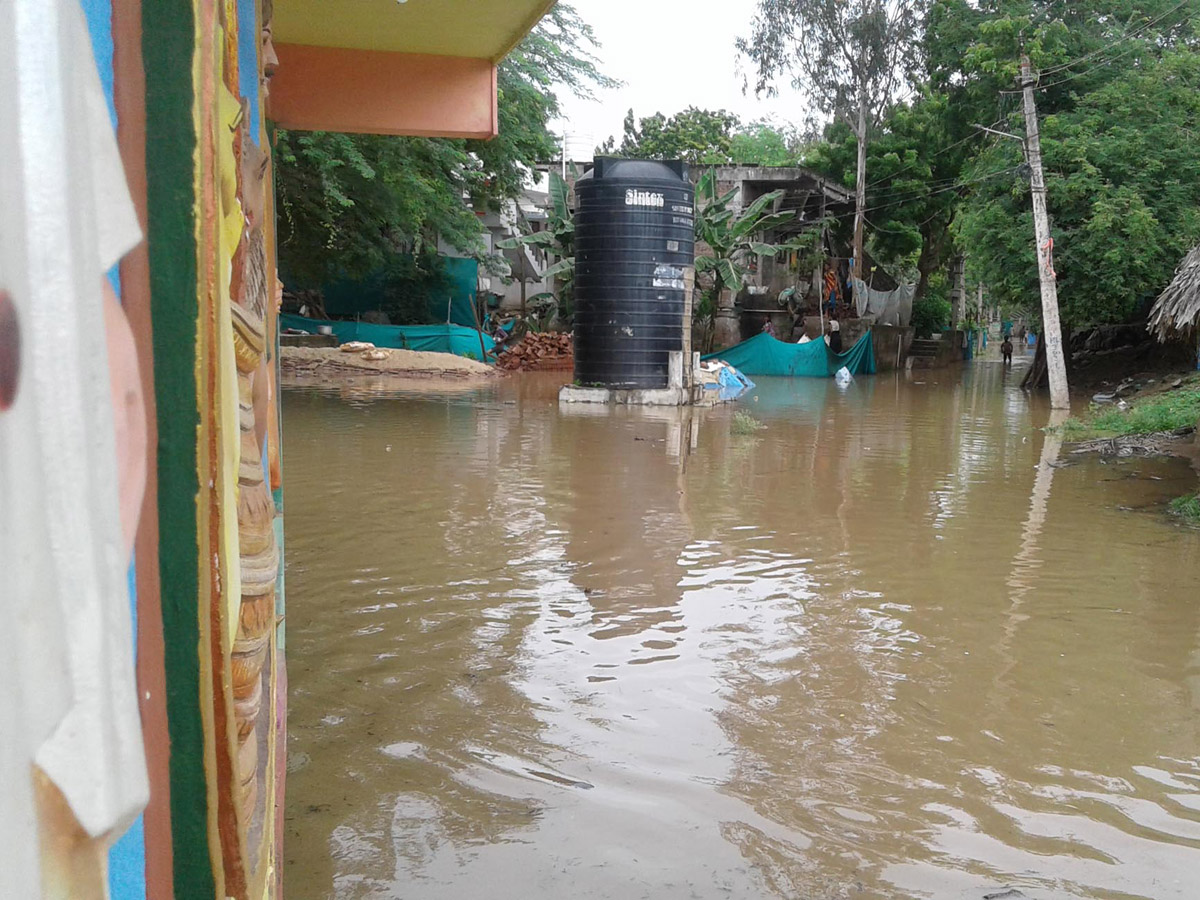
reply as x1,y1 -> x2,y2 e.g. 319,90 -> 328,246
703,331 -> 877,377
283,255 -> 480,328
281,314 -> 494,360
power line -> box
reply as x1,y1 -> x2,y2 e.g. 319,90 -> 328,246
999,1 -> 1193,94
864,121 -> 1003,189
1034,32 -> 1180,92
812,164 -> 1026,226
861,154 -> 1024,204
1037,0 -> 1190,77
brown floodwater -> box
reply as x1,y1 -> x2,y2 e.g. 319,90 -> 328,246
282,358 -> 1200,900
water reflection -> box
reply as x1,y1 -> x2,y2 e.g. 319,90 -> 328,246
284,364 -> 1200,899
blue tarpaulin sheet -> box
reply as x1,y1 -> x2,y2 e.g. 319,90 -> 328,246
281,314 -> 494,360
703,331 -> 877,377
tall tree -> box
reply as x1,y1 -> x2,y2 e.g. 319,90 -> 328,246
738,0 -> 926,282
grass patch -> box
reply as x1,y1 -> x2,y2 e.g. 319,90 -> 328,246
1169,493 -> 1200,521
1060,382 -> 1200,441
731,411 -> 765,436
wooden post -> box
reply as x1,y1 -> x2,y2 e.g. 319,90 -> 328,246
1021,56 -> 1070,409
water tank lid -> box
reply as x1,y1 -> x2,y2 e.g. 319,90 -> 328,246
579,157 -> 690,184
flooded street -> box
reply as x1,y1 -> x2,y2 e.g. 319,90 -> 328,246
282,361 -> 1200,900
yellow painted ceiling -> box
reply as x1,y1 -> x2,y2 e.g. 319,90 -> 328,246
273,0 -> 555,62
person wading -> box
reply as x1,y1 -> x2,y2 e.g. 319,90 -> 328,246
828,316 -> 843,354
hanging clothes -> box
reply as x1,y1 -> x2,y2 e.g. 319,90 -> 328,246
851,278 -> 916,327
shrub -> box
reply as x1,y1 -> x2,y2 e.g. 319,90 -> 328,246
731,411 -> 765,435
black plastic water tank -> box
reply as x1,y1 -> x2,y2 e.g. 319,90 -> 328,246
573,157 -> 695,389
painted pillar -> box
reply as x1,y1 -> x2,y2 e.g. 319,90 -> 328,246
141,0 -> 285,896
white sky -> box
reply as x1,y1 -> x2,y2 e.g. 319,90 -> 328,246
551,0 -> 817,159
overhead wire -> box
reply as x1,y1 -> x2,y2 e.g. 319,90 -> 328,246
999,0 -> 1193,94
811,164 -> 1027,227
863,124 -> 999,189
1036,0 -> 1190,77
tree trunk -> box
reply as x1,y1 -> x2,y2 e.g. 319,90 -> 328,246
1022,333 -> 1047,391
914,266 -> 931,306
713,285 -> 740,350
912,238 -> 938,305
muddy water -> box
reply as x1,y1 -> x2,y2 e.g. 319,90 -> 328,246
283,361 -> 1200,900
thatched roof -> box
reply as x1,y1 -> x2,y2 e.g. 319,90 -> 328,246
1149,244 -> 1200,341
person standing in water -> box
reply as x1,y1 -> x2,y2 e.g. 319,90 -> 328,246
1001,335 -> 1014,365
828,316 -> 843,354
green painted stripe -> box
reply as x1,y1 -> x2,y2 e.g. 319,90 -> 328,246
141,1 -> 215,897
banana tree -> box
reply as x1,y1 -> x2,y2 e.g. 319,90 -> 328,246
694,170 -> 801,349
497,170 -> 575,327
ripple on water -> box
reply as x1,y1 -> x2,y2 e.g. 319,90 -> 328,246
282,370 -> 1200,900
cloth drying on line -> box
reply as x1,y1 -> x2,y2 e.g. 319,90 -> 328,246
851,278 -> 916,327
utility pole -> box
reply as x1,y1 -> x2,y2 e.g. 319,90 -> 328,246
851,60 -> 868,286
1020,55 -> 1070,409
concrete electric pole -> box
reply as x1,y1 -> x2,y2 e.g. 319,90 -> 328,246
1020,55 -> 1070,410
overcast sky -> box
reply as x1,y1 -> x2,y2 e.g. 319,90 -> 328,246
551,0 -> 817,159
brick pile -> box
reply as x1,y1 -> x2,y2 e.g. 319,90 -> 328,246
495,332 -> 574,371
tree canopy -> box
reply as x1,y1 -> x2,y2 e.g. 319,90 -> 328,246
738,0 -> 928,279
798,0 -> 1200,328
599,108 -> 805,166
945,0 -> 1200,326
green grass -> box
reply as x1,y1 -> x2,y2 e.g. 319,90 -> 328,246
731,411 -> 765,436
1169,493 -> 1200,521
1060,382 -> 1200,441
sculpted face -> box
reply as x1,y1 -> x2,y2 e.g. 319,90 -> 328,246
261,23 -> 278,99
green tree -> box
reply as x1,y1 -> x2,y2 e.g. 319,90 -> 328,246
729,120 -> 809,165
738,0 -> 927,283
805,89 -> 979,303
275,132 -> 485,286
601,111 -> 809,166
944,0 -> 1200,326
601,107 -> 742,164
471,3 -> 618,208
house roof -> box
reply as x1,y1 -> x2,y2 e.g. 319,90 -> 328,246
1149,244 -> 1200,340
708,165 -> 854,206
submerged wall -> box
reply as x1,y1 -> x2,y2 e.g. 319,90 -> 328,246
872,325 -> 916,372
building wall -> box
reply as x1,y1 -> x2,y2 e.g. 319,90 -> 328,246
871,325 -> 916,372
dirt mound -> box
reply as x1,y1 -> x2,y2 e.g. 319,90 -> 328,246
281,346 -> 496,380
496,332 -> 574,372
